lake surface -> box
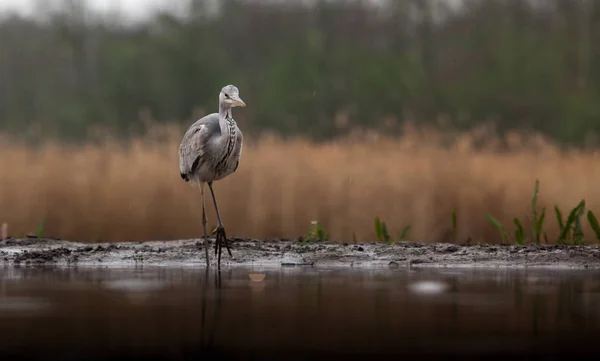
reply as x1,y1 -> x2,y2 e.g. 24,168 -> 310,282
0,265 -> 599,360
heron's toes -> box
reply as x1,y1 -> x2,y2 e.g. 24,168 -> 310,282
214,227 -> 224,250
212,226 -> 233,259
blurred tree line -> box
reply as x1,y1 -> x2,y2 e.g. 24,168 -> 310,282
1,0 -> 600,143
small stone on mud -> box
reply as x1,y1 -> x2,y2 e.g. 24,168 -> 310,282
388,261 -> 399,269
439,245 -> 459,253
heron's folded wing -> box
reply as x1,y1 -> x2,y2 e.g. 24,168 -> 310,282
179,123 -> 210,177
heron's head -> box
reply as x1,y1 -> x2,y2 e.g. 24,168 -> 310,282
219,85 -> 246,108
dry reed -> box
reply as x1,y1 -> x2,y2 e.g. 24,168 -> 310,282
1,123 -> 600,244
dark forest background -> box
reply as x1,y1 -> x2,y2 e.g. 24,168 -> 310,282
1,0 -> 599,144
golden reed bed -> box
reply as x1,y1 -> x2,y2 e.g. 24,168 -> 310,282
1,123 -> 599,244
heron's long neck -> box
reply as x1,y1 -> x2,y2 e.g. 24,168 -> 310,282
218,103 -> 234,137
219,102 -> 232,120
218,102 -> 237,162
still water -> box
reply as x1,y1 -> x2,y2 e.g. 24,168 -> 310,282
0,265 -> 599,360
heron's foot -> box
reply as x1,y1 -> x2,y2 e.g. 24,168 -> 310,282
212,227 -> 234,249
214,226 -> 233,267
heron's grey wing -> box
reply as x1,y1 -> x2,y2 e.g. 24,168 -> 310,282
179,113 -> 221,181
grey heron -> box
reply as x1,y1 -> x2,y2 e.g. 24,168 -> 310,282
179,85 -> 246,268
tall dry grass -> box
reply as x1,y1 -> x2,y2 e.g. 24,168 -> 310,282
1,123 -> 600,244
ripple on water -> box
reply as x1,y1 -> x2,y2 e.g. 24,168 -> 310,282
102,279 -> 168,305
407,280 -> 451,295
0,296 -> 52,315
102,279 -> 167,293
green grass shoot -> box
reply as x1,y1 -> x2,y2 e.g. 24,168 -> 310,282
451,208 -> 457,241
487,214 -> 509,244
35,219 -> 46,238
513,218 -> 525,245
587,210 -> 600,241
397,225 -> 411,243
530,179 -> 546,244
375,216 -> 390,243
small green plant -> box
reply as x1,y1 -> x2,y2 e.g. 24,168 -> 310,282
398,225 -> 411,242
451,208 -> 457,242
35,219 -> 46,238
304,220 -> 329,243
513,218 -> 525,245
557,200 -> 586,245
554,205 -> 564,235
375,216 -> 390,243
375,217 -> 410,244
487,214 -> 509,244
574,211 -> 584,244
531,179 -> 546,244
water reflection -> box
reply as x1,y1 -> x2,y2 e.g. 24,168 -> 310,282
0,296 -> 52,314
0,266 -> 598,359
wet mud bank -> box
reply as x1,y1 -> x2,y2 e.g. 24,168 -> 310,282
1,237 -> 600,269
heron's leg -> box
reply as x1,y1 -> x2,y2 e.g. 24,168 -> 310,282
198,180 -> 210,266
207,181 -> 233,268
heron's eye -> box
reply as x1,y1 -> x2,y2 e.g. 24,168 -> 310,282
225,94 -> 230,98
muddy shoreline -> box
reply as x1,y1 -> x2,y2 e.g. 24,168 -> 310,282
1,237 -> 600,269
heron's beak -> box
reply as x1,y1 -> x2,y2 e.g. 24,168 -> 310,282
231,95 -> 246,107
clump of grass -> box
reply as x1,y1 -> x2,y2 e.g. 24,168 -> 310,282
556,200 -> 586,245
300,220 -> 329,244
374,217 -> 410,244
487,180 -> 600,245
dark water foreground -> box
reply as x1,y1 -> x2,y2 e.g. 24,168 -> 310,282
0,266 -> 599,361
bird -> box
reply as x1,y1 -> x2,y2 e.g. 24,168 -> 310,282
179,85 -> 246,268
